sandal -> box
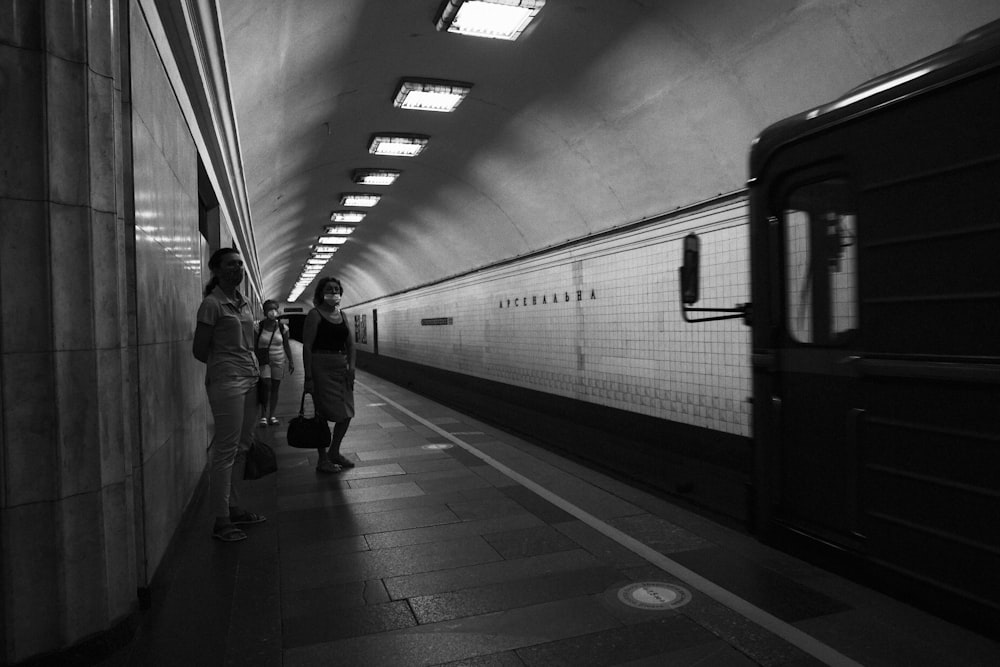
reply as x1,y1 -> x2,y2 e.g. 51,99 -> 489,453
212,523 -> 247,542
258,418 -> 267,426
316,460 -> 342,474
229,510 -> 267,525
330,453 -> 356,468
268,417 -> 280,425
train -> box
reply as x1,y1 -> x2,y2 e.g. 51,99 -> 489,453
681,18 -> 1000,635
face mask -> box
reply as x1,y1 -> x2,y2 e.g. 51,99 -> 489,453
324,293 -> 341,305
266,309 -> 278,320
223,267 -> 243,286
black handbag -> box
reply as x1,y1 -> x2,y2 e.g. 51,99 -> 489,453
286,392 -> 331,449
244,438 -> 277,480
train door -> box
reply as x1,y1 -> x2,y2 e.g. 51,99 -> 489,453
770,174 -> 864,548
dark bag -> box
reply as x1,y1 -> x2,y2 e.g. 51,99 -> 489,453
244,438 -> 277,480
286,392 -> 331,449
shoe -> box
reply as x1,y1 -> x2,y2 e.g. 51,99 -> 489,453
331,453 -> 356,468
316,460 -> 342,474
229,510 -> 267,525
258,418 -> 267,426
212,523 -> 247,542
268,417 -> 279,425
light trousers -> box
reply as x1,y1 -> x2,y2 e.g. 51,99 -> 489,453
206,376 -> 258,518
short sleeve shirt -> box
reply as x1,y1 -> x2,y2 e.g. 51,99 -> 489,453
196,286 -> 259,382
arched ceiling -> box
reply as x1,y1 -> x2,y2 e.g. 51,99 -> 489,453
219,0 -> 1000,306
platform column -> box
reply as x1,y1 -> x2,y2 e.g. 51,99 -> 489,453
0,0 -> 140,662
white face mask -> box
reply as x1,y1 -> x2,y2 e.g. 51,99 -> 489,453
266,309 -> 278,320
324,293 -> 341,305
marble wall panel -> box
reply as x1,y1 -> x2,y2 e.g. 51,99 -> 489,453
103,480 -> 138,619
86,0 -> 115,77
60,490 -> 109,642
54,349 -> 102,497
92,210 -> 122,349
141,423 -> 203,571
0,198 -> 52,354
0,0 -> 43,48
0,44 -> 45,200
44,0 -> 87,62
97,348 -> 127,484
48,202 -> 95,351
46,54 -> 89,206
0,501 -> 61,662
89,69 -> 117,213
2,351 -> 59,505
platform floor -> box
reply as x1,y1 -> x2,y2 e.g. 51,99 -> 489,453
101,361 -> 1000,666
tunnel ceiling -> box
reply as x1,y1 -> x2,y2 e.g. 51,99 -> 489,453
218,0 -> 999,307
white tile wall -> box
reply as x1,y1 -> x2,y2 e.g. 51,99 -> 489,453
355,197 -> 752,436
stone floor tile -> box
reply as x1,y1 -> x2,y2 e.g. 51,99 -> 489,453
481,525 -> 580,559
384,549 -> 604,600
514,615 -> 717,666
282,596 -> 623,667
283,536 -> 503,591
606,513 -> 715,554
283,600 -> 417,648
366,514 -> 544,550
408,566 -> 626,624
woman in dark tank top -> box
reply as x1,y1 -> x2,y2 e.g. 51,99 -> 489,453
302,276 -> 356,473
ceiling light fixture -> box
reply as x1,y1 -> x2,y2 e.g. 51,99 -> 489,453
331,210 -> 366,223
340,193 -> 381,207
352,169 -> 401,186
369,134 -> 429,157
325,225 -> 356,235
393,79 -> 472,112
317,236 -> 349,245
435,0 -> 545,41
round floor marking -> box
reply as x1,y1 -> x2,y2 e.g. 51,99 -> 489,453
617,582 -> 691,610
421,443 -> 454,450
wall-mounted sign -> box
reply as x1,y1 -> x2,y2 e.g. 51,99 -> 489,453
421,317 -> 454,325
498,288 -> 597,308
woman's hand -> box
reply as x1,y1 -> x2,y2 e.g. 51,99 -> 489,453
288,363 -> 294,374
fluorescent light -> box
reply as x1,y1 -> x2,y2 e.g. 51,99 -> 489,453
324,225 -> 356,235
306,259 -> 328,266
352,169 -> 401,185
331,210 -> 366,223
317,236 -> 349,245
369,134 -> 429,157
435,0 -> 545,40
340,193 -> 381,207
394,79 -> 472,112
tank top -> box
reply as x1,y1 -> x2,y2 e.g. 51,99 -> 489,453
313,312 -> 349,352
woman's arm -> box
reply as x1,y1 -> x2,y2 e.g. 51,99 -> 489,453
301,309 -> 319,389
193,322 -> 213,362
343,314 -> 356,379
282,322 -> 294,371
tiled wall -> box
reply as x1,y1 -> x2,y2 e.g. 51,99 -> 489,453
130,2 -> 210,575
354,198 -> 752,436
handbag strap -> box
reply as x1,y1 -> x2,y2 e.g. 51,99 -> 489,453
299,391 -> 316,417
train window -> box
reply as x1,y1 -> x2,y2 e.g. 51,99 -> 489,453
783,178 -> 858,344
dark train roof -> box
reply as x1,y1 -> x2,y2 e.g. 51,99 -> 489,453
748,18 -> 1000,181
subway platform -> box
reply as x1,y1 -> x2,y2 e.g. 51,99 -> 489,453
100,351 -> 1000,666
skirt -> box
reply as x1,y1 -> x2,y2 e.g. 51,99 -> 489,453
312,353 -> 355,422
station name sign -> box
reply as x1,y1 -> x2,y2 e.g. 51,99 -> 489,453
498,288 -> 597,309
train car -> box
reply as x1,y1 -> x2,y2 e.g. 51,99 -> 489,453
682,20 -> 1000,633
